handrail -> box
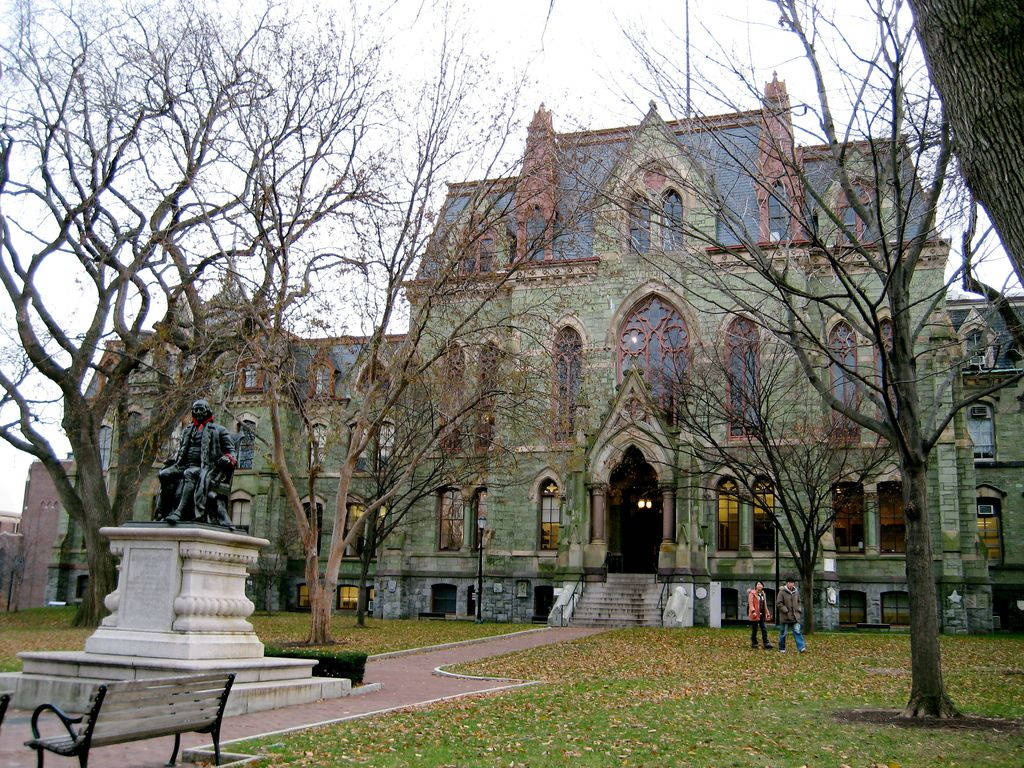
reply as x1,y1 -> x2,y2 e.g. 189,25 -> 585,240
657,579 -> 670,623
549,571 -> 585,627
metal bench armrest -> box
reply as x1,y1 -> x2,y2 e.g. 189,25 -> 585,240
30,703 -> 83,741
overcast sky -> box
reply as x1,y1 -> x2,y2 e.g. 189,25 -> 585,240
1,0 -> 1015,512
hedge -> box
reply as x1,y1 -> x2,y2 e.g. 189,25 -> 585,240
263,646 -> 368,684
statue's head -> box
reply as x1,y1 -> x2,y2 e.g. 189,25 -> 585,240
191,399 -> 213,423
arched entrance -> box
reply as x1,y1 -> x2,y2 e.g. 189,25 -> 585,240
607,446 -> 662,573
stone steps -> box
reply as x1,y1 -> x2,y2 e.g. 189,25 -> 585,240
569,573 -> 664,628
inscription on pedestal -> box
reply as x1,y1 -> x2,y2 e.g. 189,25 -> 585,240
121,547 -> 176,631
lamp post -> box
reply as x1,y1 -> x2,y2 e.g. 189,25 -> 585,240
476,512 -> 487,623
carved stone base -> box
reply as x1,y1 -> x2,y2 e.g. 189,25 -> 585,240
84,524 -> 265,660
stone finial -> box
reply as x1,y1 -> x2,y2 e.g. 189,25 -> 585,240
528,102 -> 553,134
765,72 -> 789,104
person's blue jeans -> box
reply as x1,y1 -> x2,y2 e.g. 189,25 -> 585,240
778,621 -> 805,651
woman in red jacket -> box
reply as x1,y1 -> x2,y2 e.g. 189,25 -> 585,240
747,581 -> 773,649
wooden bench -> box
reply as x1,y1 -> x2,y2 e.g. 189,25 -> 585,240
25,672 -> 234,767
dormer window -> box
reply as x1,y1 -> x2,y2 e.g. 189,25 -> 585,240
240,363 -> 262,393
768,183 -> 789,241
311,364 -> 334,398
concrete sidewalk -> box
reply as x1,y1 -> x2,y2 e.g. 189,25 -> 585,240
0,626 -> 600,767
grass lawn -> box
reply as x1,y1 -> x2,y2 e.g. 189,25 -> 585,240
0,607 -> 534,672
236,627 -> 1024,768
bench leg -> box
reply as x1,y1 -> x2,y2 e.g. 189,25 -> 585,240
33,746 -> 44,768
78,749 -> 88,768
166,733 -> 180,766
213,727 -> 221,766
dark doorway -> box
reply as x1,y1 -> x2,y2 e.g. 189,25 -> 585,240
607,446 -> 661,573
533,585 -> 554,621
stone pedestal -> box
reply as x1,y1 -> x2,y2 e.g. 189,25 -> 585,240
2,524 -> 375,715
85,525 -> 265,660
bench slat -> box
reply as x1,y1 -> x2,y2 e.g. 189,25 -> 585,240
91,712 -> 219,744
95,698 -> 223,723
101,673 -> 232,694
100,692 -> 225,716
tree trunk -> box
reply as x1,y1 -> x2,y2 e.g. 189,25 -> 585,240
304,550 -> 333,645
355,551 -> 371,628
800,571 -> 815,635
901,460 -> 960,718
909,1 -> 1024,287
74,524 -> 117,627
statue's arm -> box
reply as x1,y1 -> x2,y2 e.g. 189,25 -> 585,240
218,427 -> 238,467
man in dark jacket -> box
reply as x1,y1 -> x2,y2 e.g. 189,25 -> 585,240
775,576 -> 806,653
158,399 -> 237,526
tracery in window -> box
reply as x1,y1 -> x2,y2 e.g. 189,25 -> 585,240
662,190 -> 685,250
727,317 -> 759,436
618,296 -> 688,421
553,327 -> 582,442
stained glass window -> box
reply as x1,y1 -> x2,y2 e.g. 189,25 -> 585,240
554,327 -> 582,441
618,297 -> 688,419
540,480 -> 560,550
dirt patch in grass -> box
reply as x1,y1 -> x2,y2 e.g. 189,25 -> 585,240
835,708 -> 1023,732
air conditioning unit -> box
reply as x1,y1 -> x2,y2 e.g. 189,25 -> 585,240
968,405 -> 989,419
977,503 -> 996,517
968,355 -> 986,368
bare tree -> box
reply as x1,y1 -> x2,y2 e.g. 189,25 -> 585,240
673,324 -> 893,633
0,0 -> 308,625
909,0 -> 1024,298
623,0 -> 1022,717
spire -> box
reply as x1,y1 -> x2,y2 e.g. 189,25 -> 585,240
764,72 -> 789,107
528,103 -> 553,135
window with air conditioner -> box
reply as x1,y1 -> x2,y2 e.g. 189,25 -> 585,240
966,403 -> 995,459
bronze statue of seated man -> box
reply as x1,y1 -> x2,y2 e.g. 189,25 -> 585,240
156,399 -> 237,527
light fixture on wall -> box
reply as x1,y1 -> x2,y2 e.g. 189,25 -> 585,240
637,497 -> 652,509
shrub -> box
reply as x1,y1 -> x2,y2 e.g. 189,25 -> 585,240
264,646 -> 367,684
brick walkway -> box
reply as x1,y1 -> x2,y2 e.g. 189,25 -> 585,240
0,627 -> 600,767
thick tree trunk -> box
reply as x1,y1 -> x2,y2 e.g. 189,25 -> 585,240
910,1 -> 1024,285
800,571 -> 815,635
901,460 -> 960,718
304,551 -> 333,645
74,524 -> 117,627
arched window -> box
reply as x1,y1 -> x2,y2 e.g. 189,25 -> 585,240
829,322 -> 858,409
977,497 -> 1002,562
431,583 -> 457,614
838,590 -> 867,626
98,425 -> 113,471
833,482 -> 864,553
628,195 -> 651,255
438,488 -> 463,551
727,317 -> 759,436
768,183 -> 789,240
752,479 -> 775,551
237,418 -> 256,469
662,190 -> 684,250
878,481 -> 906,554
539,479 -> 561,550
553,327 -> 582,442
618,296 -> 688,420
479,235 -> 495,272
881,591 -> 910,625
526,208 -> 545,261
717,479 -> 739,552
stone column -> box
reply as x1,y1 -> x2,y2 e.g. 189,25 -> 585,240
661,484 -> 676,543
589,483 -> 607,543
864,484 -> 879,555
